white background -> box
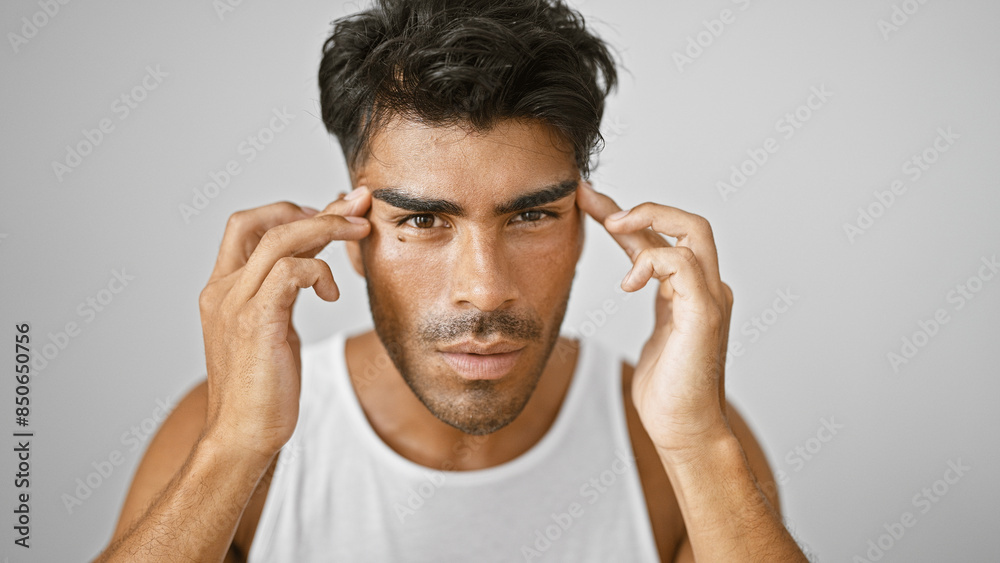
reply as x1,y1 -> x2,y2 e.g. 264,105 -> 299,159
1,0 -> 998,561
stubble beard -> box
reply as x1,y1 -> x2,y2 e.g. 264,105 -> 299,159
366,280 -> 572,436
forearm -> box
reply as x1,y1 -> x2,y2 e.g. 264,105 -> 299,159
659,433 -> 806,562
97,431 -> 274,563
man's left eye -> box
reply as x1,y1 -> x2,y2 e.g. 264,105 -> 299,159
512,210 -> 554,223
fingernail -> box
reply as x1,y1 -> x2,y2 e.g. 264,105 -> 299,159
607,209 -> 629,221
302,206 -> 321,216
345,186 -> 366,201
345,216 -> 368,224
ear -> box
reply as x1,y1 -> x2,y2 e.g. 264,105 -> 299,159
574,191 -> 586,262
346,239 -> 365,278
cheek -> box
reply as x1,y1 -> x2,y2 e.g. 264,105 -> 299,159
362,224 -> 446,311
507,220 -> 582,300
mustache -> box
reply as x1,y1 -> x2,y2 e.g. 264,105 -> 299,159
418,310 -> 543,342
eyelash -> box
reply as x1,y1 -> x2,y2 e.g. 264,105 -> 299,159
396,209 -> 559,229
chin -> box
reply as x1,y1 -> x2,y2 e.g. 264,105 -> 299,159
404,353 -> 544,435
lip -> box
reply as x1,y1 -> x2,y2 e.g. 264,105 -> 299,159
439,340 -> 523,355
439,342 -> 524,380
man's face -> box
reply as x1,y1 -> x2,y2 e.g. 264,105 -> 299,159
349,116 -> 585,435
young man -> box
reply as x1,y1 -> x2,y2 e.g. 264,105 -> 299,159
99,0 -> 807,561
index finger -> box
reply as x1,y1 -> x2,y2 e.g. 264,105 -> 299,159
605,202 -> 722,287
296,186 -> 373,260
316,185 -> 372,219
210,187 -> 372,280
576,181 -> 670,261
211,201 -> 319,281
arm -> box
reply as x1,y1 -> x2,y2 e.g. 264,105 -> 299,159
96,189 -> 373,562
578,182 -> 805,562
97,412 -> 274,562
669,405 -> 795,562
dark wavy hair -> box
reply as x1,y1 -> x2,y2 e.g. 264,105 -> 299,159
318,0 -> 617,177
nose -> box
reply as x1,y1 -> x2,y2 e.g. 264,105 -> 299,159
449,229 -> 519,312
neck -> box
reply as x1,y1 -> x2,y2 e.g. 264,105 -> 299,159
344,330 -> 579,471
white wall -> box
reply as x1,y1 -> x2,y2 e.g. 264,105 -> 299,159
1,0 -> 997,561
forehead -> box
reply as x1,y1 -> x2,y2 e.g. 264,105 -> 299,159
357,116 -> 578,202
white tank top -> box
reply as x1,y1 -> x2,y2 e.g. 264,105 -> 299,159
247,330 -> 660,562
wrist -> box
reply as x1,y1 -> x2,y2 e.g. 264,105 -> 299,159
653,425 -> 740,470
198,424 -> 280,470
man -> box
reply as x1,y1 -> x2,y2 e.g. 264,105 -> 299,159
99,0 -> 807,561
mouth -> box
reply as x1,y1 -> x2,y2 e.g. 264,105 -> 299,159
438,340 -> 524,380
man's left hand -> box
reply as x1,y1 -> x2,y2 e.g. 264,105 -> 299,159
577,182 -> 735,459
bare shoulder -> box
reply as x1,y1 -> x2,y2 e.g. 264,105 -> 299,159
620,361 -> 781,563
108,380 -> 273,562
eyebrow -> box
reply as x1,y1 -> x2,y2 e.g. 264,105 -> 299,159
371,179 -> 578,217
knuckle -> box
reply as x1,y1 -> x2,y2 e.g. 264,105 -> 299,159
634,201 -> 658,214
721,282 -> 734,305
226,209 -> 250,230
234,306 -> 258,338
316,212 -> 343,226
708,303 -> 724,324
690,214 -> 714,237
258,225 -> 287,251
634,247 -> 656,266
313,257 -> 334,277
703,303 -> 724,329
198,286 -> 216,312
273,256 -> 297,277
275,200 -> 300,213
675,246 -> 698,265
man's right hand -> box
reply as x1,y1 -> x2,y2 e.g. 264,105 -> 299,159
96,189 -> 371,563
198,187 -> 371,460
